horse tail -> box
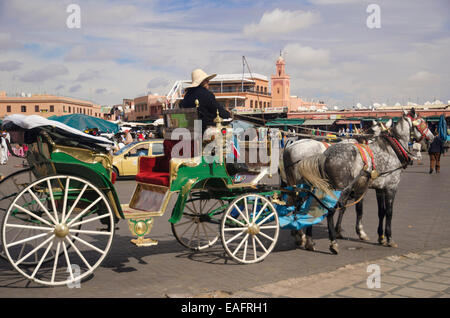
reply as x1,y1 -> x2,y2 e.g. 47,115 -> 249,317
297,154 -> 335,197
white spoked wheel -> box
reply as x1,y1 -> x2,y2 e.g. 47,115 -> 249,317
0,168 -> 36,262
171,191 -> 224,251
221,194 -> 279,264
2,175 -> 115,286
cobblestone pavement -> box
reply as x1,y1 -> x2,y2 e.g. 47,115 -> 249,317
166,247 -> 450,298
232,247 -> 450,298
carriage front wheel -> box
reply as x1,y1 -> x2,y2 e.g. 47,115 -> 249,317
221,194 -> 279,264
1,175 -> 115,286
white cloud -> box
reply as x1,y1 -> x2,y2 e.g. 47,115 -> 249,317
309,0 -> 361,4
243,9 -> 320,42
147,77 -> 170,90
95,88 -> 107,95
19,64 -> 69,82
64,46 -> 119,62
302,68 -> 339,79
408,71 -> 440,83
69,84 -> 82,93
0,33 -> 22,50
0,61 -> 22,71
76,69 -> 101,82
283,43 -> 330,67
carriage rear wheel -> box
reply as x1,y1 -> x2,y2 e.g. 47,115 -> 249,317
221,194 -> 279,264
171,191 -> 224,251
1,175 -> 115,286
0,168 -> 37,263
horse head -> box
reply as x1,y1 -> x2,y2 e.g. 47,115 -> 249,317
369,120 -> 389,137
401,108 -> 434,142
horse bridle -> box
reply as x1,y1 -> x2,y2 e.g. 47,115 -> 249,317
380,111 -> 432,169
406,113 -> 432,143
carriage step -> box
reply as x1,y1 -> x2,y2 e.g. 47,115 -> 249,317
121,204 -> 164,218
124,207 -> 158,247
131,237 -> 158,247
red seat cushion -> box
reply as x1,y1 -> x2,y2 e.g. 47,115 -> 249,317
135,139 -> 196,186
135,172 -> 170,186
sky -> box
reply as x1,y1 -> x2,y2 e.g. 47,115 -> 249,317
0,0 -> 449,108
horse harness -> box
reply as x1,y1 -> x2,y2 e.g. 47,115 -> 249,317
340,136 -> 409,209
353,143 -> 378,179
406,113 -> 432,143
381,132 -> 412,169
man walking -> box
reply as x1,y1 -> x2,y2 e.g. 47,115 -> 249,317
429,131 -> 444,174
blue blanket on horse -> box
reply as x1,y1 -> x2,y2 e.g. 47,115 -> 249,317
276,185 -> 341,231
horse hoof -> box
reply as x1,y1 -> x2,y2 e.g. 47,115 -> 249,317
305,240 -> 315,251
359,233 -> 370,241
329,242 -> 339,255
378,236 -> 387,245
296,239 -> 306,248
387,241 -> 398,248
291,231 -> 306,247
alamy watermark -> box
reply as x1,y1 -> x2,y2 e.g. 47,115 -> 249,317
366,4 -> 381,29
67,264 -> 81,288
169,121 -> 280,175
66,4 -> 81,29
366,264 -> 381,289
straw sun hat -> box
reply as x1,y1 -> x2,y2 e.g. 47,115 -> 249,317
187,68 -> 216,88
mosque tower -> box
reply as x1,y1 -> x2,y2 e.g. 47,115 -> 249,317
271,54 -> 291,108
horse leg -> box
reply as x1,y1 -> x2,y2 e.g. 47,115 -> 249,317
327,207 -> 339,254
333,177 -> 360,240
291,229 -> 306,247
355,199 -> 370,241
384,188 -> 398,248
376,189 -> 387,245
327,190 -> 353,254
335,207 -> 346,239
305,226 -> 315,251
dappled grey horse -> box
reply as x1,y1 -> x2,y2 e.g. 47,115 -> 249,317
290,109 -> 434,254
280,125 -> 380,251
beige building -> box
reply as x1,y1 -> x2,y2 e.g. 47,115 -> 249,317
0,91 -> 102,119
167,73 -> 272,113
127,94 -> 165,122
209,73 -> 272,111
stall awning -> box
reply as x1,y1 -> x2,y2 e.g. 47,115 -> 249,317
302,119 -> 335,126
379,117 -> 399,123
266,119 -> 305,126
336,120 -> 361,125
425,117 -> 441,122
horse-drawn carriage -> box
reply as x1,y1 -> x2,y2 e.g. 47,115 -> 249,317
0,108 -> 340,287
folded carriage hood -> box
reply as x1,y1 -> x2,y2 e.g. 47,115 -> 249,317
2,114 -> 114,149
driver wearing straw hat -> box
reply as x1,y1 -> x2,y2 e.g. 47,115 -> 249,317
180,68 -> 231,132
180,69 -> 254,181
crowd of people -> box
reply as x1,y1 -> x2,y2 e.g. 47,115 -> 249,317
0,131 -> 26,166
109,128 -> 161,153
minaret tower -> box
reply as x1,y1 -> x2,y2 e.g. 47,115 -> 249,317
271,53 -> 290,108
